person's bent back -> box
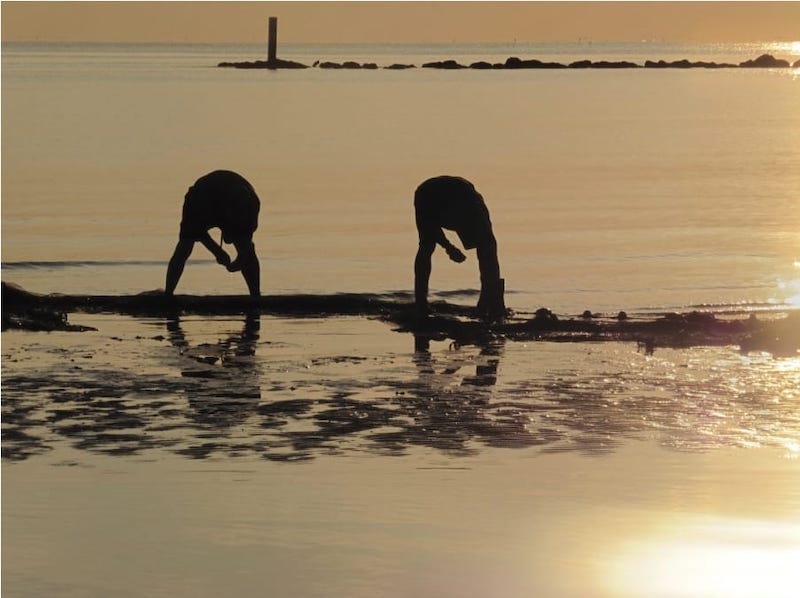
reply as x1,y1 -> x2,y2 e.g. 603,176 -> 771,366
166,170 -> 261,297
413,175 -> 505,318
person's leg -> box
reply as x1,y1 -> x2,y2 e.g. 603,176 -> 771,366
232,239 -> 260,297
476,235 -> 504,317
166,239 -> 195,295
414,241 -> 436,314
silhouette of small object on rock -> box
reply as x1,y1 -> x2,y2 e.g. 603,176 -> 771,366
535,308 -> 559,322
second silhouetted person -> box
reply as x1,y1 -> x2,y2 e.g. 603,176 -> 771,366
414,175 -> 505,318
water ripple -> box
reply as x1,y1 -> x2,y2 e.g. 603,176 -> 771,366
2,315 -> 798,463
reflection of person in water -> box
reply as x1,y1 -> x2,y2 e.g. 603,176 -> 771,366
166,313 -> 262,424
405,333 -> 508,454
413,334 -> 502,389
163,313 -> 263,458
167,312 -> 261,372
166,170 -> 261,297
414,175 -> 505,318
164,313 -> 262,459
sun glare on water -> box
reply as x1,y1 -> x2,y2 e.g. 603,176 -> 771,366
775,261 -> 800,308
766,41 -> 800,57
789,261 -> 800,307
607,517 -> 800,598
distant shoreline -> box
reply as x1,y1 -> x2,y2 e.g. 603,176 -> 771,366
219,53 -> 799,70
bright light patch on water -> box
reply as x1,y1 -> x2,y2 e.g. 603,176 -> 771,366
607,517 -> 800,598
776,264 -> 800,307
782,439 -> 800,457
765,41 -> 800,57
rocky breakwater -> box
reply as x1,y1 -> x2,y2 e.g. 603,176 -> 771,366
644,53 -> 796,69
420,53 -> 796,70
218,57 -> 308,69
219,53 -> 798,71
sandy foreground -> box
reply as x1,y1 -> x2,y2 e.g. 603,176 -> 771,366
2,312 -> 799,598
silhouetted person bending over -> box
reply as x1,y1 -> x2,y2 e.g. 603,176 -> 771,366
166,170 -> 261,297
414,175 -> 505,318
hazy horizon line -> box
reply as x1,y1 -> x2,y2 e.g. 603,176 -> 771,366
4,38 -> 797,46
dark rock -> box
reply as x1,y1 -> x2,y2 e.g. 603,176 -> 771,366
793,59 -> 800,69
2,281 -> 41,307
2,282 -> 95,331
685,311 -> 717,325
384,63 -> 416,70
422,60 -> 465,69
470,61 -> 494,70
590,60 -> 640,69
651,59 -> 698,69
534,307 -> 559,322
504,57 -> 566,69
569,60 -> 594,69
695,61 -> 736,69
740,313 -> 800,356
218,58 -> 308,70
739,54 -> 790,68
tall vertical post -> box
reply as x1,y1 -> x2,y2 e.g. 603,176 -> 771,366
267,17 -> 278,64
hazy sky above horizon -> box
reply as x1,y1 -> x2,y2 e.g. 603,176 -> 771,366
3,1 -> 800,44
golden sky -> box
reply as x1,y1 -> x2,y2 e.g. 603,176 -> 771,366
2,1 -> 800,44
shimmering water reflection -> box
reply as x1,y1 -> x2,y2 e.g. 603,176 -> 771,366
3,315 -> 800,598
2,314 -> 798,462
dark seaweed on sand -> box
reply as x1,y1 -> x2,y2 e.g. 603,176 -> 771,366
3,282 -> 798,356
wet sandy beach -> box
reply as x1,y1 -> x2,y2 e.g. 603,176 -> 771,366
3,313 -> 799,597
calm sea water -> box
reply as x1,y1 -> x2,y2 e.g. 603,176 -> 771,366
2,41 -> 799,314
3,41 -> 800,598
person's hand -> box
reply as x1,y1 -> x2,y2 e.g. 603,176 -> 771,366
226,259 -> 242,272
216,251 -> 232,268
446,245 -> 466,263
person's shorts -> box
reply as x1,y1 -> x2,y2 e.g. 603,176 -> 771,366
179,172 -> 260,243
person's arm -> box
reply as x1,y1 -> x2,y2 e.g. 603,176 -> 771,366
437,230 -> 466,263
198,231 -> 231,267
165,239 -> 194,295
